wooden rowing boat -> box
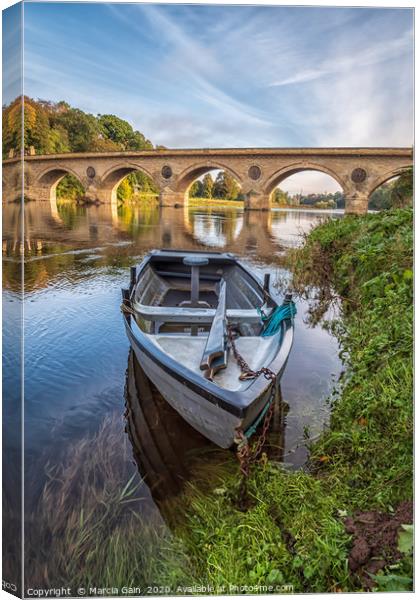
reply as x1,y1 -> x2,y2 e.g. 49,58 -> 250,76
121,249 -> 295,448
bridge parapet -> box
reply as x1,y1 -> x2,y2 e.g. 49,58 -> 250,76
2,147 -> 412,214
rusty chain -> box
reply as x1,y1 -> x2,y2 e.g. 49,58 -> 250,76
227,325 -> 278,510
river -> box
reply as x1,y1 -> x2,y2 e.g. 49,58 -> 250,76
3,200 -> 344,585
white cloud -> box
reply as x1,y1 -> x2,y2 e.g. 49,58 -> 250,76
22,5 -> 414,191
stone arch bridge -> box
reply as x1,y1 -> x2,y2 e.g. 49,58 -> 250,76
2,147 -> 412,213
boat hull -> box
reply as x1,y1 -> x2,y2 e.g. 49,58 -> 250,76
126,321 -> 281,448
123,250 -> 294,448
128,329 -> 238,447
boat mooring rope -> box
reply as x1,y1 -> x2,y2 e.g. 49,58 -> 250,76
121,302 -> 137,316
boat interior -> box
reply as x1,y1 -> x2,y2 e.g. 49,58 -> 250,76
130,253 -> 282,390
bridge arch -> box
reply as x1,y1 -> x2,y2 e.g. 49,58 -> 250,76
37,166 -> 85,203
101,162 -> 160,204
368,165 -> 412,197
175,161 -> 243,197
263,162 -> 346,198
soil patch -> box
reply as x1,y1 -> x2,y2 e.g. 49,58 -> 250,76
344,500 -> 413,589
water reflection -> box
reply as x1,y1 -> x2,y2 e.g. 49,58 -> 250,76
270,208 -> 340,246
3,202 -> 344,294
124,349 -> 211,502
3,199 -> 343,527
124,350 -> 288,506
183,206 -> 244,248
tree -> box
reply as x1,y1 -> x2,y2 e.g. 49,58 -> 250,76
56,174 -> 85,200
47,126 -> 70,154
272,188 -> 290,205
128,171 -> 158,195
2,97 -> 155,158
98,115 -> 153,151
2,97 -> 22,156
189,180 -> 204,198
391,168 -> 413,208
55,108 -> 101,152
129,130 -> 153,150
98,114 -> 134,149
212,171 -> 240,200
368,170 -> 413,211
117,178 -> 133,201
369,184 -> 392,210
202,173 -> 214,198
89,136 -> 120,152
3,97 -> 53,156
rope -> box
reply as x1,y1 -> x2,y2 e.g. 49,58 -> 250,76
121,302 -> 136,316
258,301 -> 296,337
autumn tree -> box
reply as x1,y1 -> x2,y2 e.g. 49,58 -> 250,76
2,96 -> 157,199
202,173 -> 214,198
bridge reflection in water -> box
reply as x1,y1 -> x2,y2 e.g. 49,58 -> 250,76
2,199 -> 335,278
124,350 -> 287,509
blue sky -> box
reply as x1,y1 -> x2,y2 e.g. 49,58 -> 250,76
4,2 -> 415,192
3,2 -> 21,102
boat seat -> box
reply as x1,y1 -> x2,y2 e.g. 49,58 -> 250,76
132,302 -> 262,324
179,256 -> 211,309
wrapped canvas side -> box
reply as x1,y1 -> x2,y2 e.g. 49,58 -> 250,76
2,2 -> 24,598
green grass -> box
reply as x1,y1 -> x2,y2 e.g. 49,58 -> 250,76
289,207 -> 413,508
188,197 -> 244,208
165,464 -> 351,593
162,207 -> 413,593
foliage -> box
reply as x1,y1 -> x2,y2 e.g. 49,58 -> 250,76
56,174 -> 85,201
53,108 -> 101,153
2,97 -> 159,201
117,171 -> 159,202
202,173 -> 214,199
272,188 -> 292,205
288,207 -> 413,506
369,169 -> 413,210
25,413 -> 192,592
189,180 -> 204,198
2,96 -> 153,158
188,197 -> 244,208
212,171 -> 240,200
167,464 -> 351,593
189,171 -> 240,201
98,114 -> 152,151
390,168 -> 413,207
368,183 -> 393,210
299,191 -> 344,208
117,178 -> 133,202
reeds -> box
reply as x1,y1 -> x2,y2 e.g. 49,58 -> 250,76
24,412 -> 190,592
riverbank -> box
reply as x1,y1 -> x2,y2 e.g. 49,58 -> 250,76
162,207 -> 413,592
23,208 -> 413,594
183,197 -> 244,208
